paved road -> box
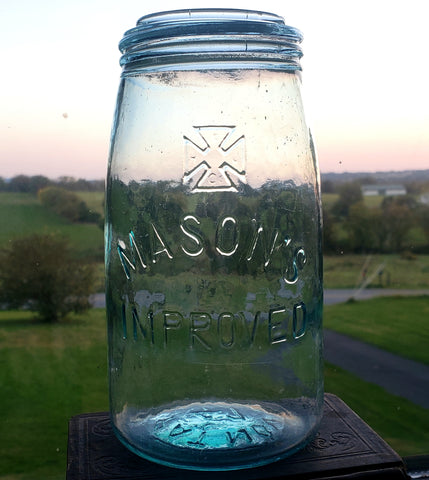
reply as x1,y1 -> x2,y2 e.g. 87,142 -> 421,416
324,288 -> 429,305
91,289 -> 429,408
323,289 -> 429,409
324,329 -> 429,409
90,293 -> 106,308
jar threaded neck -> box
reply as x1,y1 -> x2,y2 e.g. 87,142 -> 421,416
119,9 -> 303,74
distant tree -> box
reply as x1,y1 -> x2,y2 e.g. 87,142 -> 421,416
89,179 -> 105,192
55,176 -> 105,191
321,179 -> 335,194
2,175 -> 105,193
404,180 -> 429,195
28,175 -> 51,194
356,176 -> 376,186
38,186 -> 82,221
6,175 -> 51,194
322,206 -> 338,252
332,181 -> 363,218
57,176 -> 76,186
381,194 -> 418,211
381,198 -> 416,251
418,204 -> 429,246
64,178 -> 104,192
0,234 -> 96,322
346,202 -> 376,252
8,175 -> 32,192
38,186 -> 100,223
370,208 -> 390,252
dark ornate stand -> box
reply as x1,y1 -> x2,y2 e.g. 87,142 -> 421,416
67,393 -> 407,479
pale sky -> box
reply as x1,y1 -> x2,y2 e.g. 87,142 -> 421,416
1,0 -> 428,179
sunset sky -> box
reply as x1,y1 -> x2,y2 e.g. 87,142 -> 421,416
1,0 -> 428,179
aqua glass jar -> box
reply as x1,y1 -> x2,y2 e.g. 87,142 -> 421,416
105,9 -> 323,471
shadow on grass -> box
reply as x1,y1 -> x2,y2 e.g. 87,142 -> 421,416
0,310 -> 93,328
0,316 -> 41,328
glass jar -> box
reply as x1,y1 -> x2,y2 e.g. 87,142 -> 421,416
105,9 -> 323,471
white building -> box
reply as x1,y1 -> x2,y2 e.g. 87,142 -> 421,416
361,184 -> 407,196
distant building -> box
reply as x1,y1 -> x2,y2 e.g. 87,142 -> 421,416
361,184 -> 406,196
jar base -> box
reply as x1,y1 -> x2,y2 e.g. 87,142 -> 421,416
113,400 -> 319,470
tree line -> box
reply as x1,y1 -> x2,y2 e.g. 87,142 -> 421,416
322,181 -> 429,254
0,174 -> 104,194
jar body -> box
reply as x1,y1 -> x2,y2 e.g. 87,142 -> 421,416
105,66 -> 323,470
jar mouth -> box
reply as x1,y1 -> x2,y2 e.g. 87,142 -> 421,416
119,9 -> 303,74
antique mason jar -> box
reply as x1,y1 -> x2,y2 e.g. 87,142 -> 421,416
105,9 -> 323,471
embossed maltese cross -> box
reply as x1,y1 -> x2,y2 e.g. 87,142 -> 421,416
183,126 -> 246,192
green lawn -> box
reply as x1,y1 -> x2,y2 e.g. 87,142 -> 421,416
323,254 -> 429,290
321,193 -> 384,209
1,191 -> 428,477
362,194 -> 384,208
0,309 -> 108,480
321,193 -> 338,209
1,300 -> 428,479
0,192 -> 103,261
324,296 -> 429,365
324,363 -> 429,456
75,190 -> 105,216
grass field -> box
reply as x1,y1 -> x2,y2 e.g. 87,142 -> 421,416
323,253 -> 429,290
75,191 -> 105,215
89,252 -> 429,295
0,192 -> 104,260
0,309 -> 108,480
321,193 -> 338,209
1,190 -> 428,478
324,363 -> 429,456
1,297 -> 428,479
324,296 -> 429,365
321,193 -> 385,209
